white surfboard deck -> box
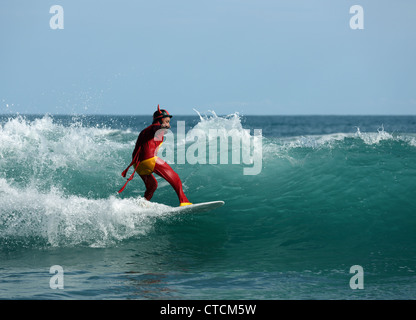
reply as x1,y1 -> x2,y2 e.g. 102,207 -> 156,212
170,201 -> 224,214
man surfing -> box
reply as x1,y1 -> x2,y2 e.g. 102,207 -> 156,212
118,105 -> 192,207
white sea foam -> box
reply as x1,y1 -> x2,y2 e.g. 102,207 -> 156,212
0,177 -> 174,247
0,115 -> 128,172
354,125 -> 394,145
0,115 -> 178,247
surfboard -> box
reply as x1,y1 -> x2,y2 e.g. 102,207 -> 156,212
171,201 -> 224,214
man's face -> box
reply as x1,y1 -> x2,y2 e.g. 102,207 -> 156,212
161,117 -> 171,129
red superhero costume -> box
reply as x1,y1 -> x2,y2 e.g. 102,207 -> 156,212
118,105 -> 191,206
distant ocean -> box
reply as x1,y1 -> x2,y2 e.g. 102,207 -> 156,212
1,113 -> 415,299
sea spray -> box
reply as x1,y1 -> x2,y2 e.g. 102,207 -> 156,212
158,111 -> 263,175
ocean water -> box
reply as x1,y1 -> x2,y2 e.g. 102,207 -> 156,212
0,112 -> 415,300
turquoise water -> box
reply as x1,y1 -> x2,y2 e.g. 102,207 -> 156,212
1,113 -> 416,299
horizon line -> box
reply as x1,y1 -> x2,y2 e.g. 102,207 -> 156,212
1,112 -> 416,117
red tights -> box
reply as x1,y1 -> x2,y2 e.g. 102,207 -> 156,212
140,157 -> 189,204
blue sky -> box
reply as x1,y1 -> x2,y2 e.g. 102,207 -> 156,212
1,0 -> 415,115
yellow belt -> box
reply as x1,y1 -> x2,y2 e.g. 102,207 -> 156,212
133,156 -> 158,176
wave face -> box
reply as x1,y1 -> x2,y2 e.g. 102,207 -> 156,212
1,114 -> 416,278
